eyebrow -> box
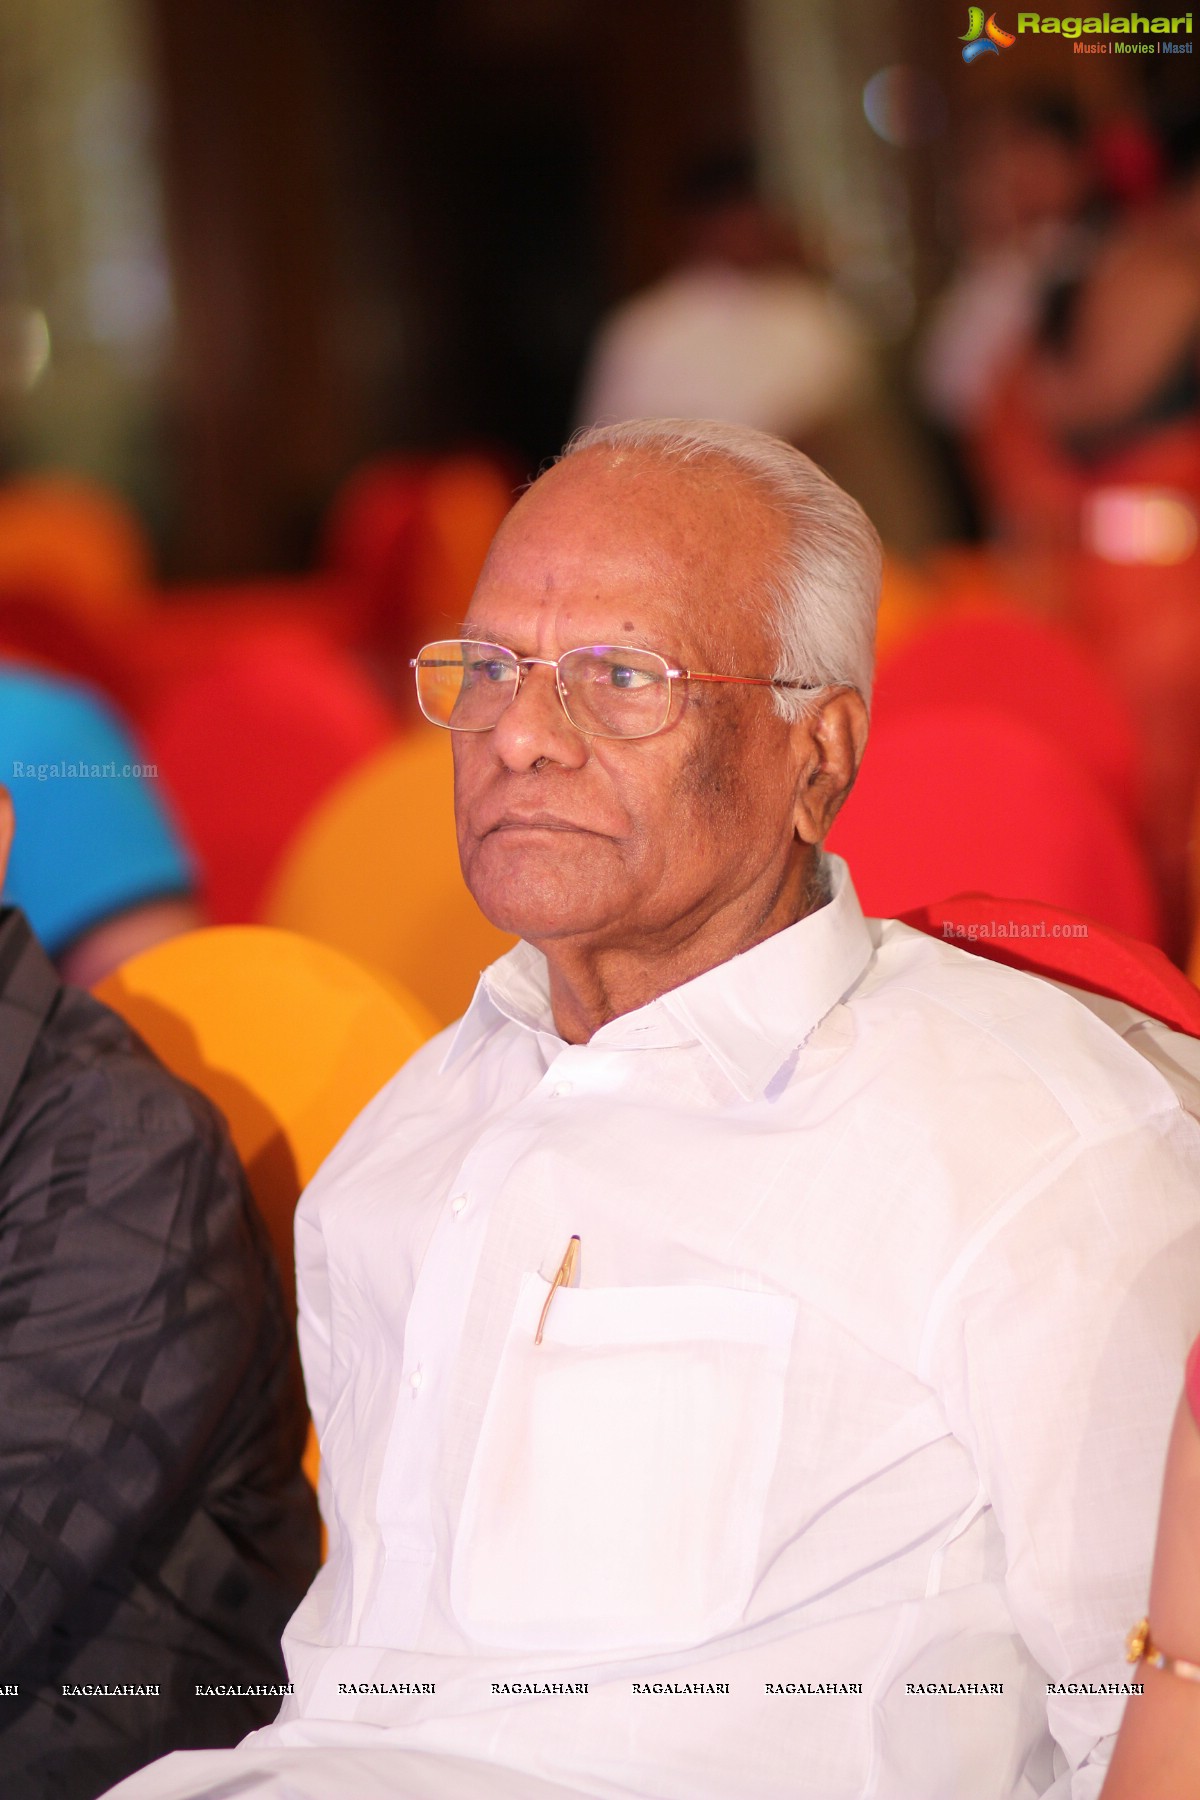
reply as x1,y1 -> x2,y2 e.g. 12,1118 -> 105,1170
454,624 -> 673,655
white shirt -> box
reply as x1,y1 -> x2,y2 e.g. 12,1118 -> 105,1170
575,264 -> 868,440
105,859 -> 1200,1800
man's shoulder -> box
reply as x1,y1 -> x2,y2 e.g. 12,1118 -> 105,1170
297,1019 -> 461,1207
855,920 -> 1181,1133
4,981 -> 233,1174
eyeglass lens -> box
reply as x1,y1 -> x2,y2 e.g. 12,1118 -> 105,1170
413,641 -> 674,739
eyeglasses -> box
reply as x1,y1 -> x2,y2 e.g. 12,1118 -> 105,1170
410,639 -> 814,742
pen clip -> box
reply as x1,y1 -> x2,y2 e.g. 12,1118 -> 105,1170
534,1235 -> 581,1346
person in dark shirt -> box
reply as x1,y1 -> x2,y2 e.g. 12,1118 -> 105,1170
0,787 -> 319,1799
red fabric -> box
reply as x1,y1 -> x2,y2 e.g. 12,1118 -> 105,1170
827,703 -> 1163,945
141,629 -> 398,922
872,610 -> 1143,828
899,893 -> 1200,1038
1187,1335 -> 1200,1430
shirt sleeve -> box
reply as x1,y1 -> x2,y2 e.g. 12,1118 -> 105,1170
925,1103 -> 1200,1799
0,1027 -> 283,1676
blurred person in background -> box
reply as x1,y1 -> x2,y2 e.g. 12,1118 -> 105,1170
915,95 -> 1096,529
576,149 -> 948,554
0,783 -> 320,1799
1021,109 -> 1200,468
575,148 -> 869,453
989,106 -> 1200,960
0,664 -> 202,986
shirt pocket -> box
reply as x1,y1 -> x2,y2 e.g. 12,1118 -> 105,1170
449,1271 -> 796,1655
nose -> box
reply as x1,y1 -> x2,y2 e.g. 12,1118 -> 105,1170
489,660 -> 588,773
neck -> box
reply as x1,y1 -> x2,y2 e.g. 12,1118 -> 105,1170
538,846 -> 828,1044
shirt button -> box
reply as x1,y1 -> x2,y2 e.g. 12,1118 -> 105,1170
450,1194 -> 468,1216
551,1081 -> 573,1099
409,1367 -> 424,1393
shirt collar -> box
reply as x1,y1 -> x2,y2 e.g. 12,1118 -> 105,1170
0,907 -> 61,1128
442,855 -> 874,1101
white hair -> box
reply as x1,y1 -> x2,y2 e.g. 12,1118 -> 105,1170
563,418 -> 881,716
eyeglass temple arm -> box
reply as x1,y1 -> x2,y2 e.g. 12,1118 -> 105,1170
682,672 -> 819,690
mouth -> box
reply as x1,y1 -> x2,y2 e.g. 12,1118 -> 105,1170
483,814 -> 597,836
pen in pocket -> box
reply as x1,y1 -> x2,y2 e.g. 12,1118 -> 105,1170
535,1234 -> 581,1345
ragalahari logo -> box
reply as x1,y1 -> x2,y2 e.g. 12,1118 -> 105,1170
961,7 -> 1017,58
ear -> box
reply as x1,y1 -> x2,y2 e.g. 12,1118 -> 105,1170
790,688 -> 869,846
0,786 -> 13,894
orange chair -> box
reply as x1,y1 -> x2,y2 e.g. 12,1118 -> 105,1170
94,925 -> 437,1309
95,927 -> 438,1512
263,731 -> 515,1025
827,703 -> 1163,946
872,609 -> 1144,828
0,473 -> 152,622
141,626 -> 398,922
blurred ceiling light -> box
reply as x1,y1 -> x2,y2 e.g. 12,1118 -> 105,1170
1083,488 -> 1199,566
862,67 -> 947,148
0,304 -> 51,395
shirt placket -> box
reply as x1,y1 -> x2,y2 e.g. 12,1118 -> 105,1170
361,1044 -> 579,1645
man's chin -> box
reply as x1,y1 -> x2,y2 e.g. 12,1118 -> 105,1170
463,837 -> 623,943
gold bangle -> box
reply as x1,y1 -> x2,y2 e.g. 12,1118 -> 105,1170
1127,1617 -> 1200,1683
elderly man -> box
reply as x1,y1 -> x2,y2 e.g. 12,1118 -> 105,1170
107,421 -> 1200,1800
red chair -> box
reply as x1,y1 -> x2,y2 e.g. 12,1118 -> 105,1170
899,893 -> 1200,1038
322,452 -> 513,670
124,575 -> 360,713
872,609 -> 1143,828
827,703 -> 1163,946
322,454 -> 428,641
141,627 -> 398,923
0,593 -> 143,719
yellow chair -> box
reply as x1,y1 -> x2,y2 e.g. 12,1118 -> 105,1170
262,731 -> 516,1025
95,926 -> 438,1509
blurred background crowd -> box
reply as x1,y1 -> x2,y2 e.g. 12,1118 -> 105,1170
2,0 -> 1200,1009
